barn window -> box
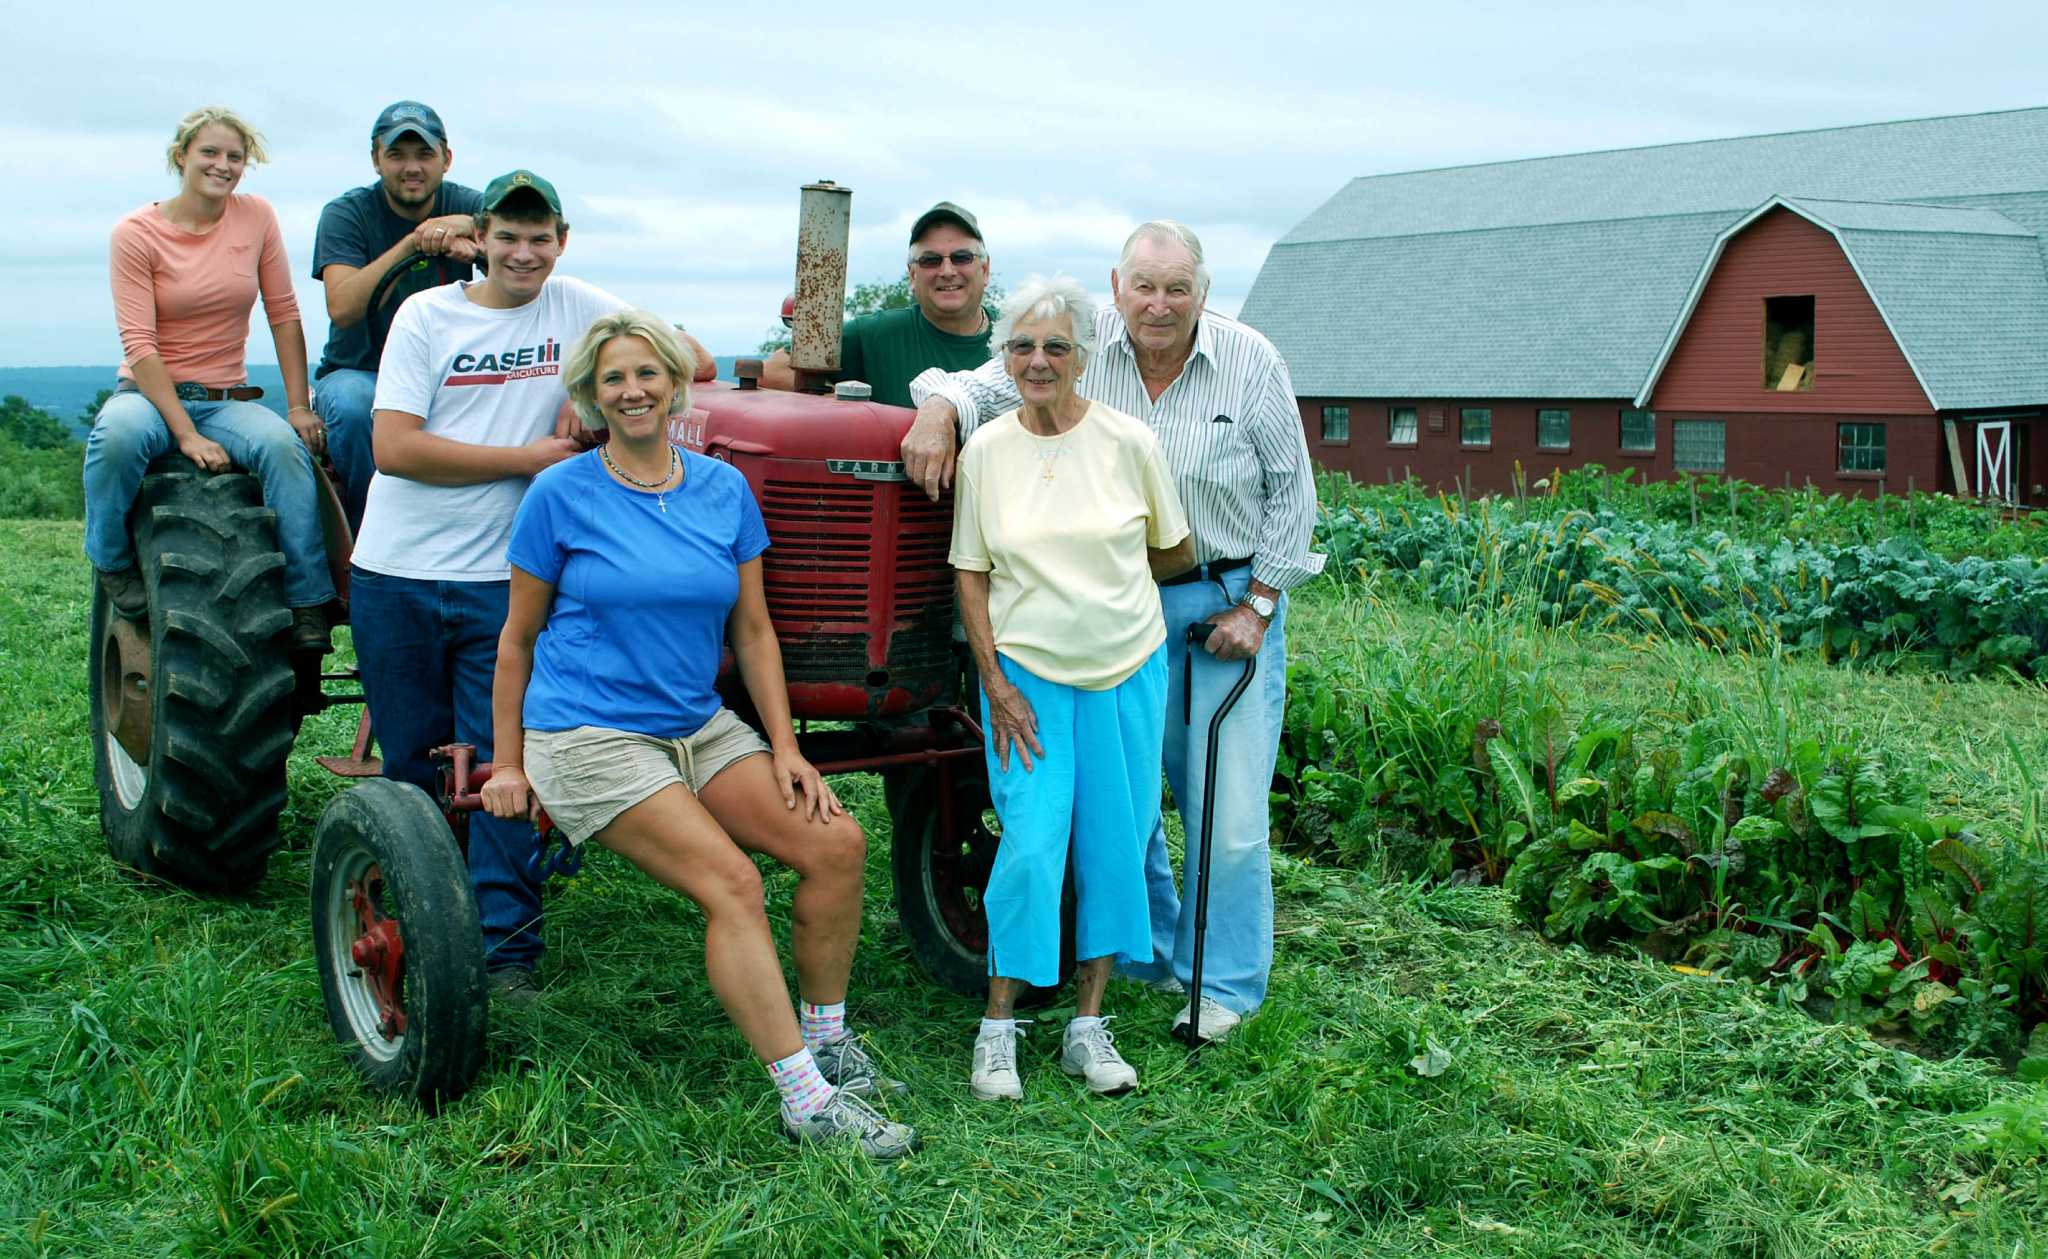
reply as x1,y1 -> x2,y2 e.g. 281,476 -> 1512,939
1765,295 -> 1815,391
1320,405 -> 1351,444
1673,419 -> 1726,473
1620,408 -> 1656,452
1537,409 -> 1571,450
1837,422 -> 1886,473
1460,408 -> 1492,447
1388,406 -> 1418,445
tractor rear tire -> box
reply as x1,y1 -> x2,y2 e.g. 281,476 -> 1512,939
90,462 -> 297,892
311,779 -> 487,1110
886,763 -> 1074,1002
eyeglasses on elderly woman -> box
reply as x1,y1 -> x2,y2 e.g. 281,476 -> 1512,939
1002,337 -> 1078,359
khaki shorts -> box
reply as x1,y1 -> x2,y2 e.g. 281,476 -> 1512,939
524,710 -> 771,845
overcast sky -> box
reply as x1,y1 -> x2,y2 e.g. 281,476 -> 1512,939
4,0 -> 2044,365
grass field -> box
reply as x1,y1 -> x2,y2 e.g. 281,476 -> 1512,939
4,518 -> 2047,1258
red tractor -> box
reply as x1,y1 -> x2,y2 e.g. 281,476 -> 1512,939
90,182 -> 1055,1106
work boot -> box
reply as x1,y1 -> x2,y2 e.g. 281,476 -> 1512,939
970,1020 -> 1027,1101
290,606 -> 332,655
97,566 -> 148,619
1061,1018 -> 1138,1095
487,968 -> 541,1005
783,1089 -> 920,1159
812,1033 -> 908,1098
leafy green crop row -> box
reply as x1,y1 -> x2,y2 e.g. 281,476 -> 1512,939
1320,465 -> 2048,561
1277,591 -> 2048,1062
1317,494 -> 2048,679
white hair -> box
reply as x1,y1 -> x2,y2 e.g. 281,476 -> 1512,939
1117,219 -> 1210,299
992,274 -> 1097,361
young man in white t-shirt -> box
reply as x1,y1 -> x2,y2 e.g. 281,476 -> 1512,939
352,170 -> 628,998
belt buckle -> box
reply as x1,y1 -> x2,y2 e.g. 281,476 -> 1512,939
174,382 -> 208,403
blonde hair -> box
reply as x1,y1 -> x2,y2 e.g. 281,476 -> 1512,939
166,106 -> 270,174
563,311 -> 698,430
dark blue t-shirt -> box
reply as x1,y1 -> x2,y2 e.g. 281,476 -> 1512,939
507,449 -> 772,739
311,180 -> 484,378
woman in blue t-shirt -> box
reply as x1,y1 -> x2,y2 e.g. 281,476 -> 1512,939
480,311 -> 917,1160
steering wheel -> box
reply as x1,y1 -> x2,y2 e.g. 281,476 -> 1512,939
366,249 -> 483,359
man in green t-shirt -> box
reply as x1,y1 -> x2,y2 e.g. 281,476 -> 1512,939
762,201 -> 995,407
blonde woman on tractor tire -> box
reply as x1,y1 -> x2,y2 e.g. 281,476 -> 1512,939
479,311 -> 919,1160
84,105 -> 335,655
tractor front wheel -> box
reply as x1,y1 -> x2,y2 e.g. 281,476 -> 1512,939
311,779 -> 487,1109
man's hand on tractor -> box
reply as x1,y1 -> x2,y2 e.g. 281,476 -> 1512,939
480,765 -> 540,823
554,401 -> 601,450
413,213 -> 477,258
177,432 -> 232,473
902,397 -> 959,501
522,434 -> 582,475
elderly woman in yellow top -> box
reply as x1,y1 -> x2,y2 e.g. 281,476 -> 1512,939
949,274 -> 1194,1100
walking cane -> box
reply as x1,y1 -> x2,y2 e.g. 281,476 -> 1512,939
1179,621 -> 1258,1049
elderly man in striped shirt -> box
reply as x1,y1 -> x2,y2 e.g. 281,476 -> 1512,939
904,220 -> 1323,1041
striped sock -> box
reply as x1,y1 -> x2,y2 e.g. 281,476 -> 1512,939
800,1000 -> 846,1049
767,1047 -> 835,1123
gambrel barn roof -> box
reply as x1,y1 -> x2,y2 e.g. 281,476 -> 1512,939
1239,108 -> 2048,409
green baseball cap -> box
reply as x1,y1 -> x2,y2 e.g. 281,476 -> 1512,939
482,169 -> 563,215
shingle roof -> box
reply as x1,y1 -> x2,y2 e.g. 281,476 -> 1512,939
1244,108 -> 2048,407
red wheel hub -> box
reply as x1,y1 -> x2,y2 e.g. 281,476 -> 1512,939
348,866 -> 407,1038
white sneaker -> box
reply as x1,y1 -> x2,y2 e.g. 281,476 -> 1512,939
1171,996 -> 1242,1044
971,1021 -> 1027,1101
1061,1018 -> 1138,1095
1147,975 -> 1185,995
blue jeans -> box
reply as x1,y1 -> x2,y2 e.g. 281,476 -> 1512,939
348,567 -> 544,972
1121,566 -> 1287,1015
313,368 -> 377,536
83,390 -> 336,607
980,645 -> 1164,988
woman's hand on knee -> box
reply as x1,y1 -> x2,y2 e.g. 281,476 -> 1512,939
480,766 -> 539,822
177,432 -> 232,473
771,747 -> 843,823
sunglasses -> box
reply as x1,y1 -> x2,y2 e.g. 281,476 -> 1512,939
911,249 -> 983,270
1003,337 -> 1077,359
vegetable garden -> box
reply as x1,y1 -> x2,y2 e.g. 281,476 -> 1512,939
1283,467 -> 2048,1066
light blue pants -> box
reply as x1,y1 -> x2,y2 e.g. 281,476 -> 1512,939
312,367 -> 378,536
980,645 -> 1166,988
83,389 -> 336,608
1122,567 -> 1287,1015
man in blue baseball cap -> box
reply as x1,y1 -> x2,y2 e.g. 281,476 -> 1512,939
309,101 -> 485,533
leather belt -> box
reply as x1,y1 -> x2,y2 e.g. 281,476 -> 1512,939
1159,556 -> 1251,587
175,382 -> 264,402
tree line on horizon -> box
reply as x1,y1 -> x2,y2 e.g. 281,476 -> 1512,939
0,391 -> 101,520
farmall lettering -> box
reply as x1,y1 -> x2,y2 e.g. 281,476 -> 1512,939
669,406 -> 709,451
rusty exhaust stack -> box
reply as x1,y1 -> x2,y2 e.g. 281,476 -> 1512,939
790,180 -> 852,393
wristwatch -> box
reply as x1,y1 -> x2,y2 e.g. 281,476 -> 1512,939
1239,592 -> 1277,622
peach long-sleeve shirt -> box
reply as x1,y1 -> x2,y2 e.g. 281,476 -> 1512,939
111,194 -> 300,388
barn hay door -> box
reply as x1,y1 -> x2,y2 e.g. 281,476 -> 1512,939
1976,420 -> 2015,504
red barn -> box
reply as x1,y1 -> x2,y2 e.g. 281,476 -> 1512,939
1240,109 -> 2048,505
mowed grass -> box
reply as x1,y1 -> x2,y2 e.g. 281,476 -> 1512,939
2,518 -> 2045,1258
